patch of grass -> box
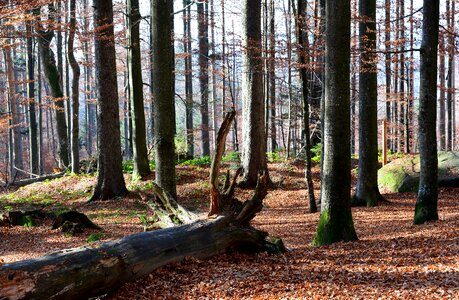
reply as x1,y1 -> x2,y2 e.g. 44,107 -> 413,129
86,233 -> 104,243
179,156 -> 211,167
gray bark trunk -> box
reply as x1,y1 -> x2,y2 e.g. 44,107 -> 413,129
354,0 -> 384,207
90,0 -> 128,200
198,2 -> 210,157
241,0 -> 269,187
152,0 -> 177,199
128,0 -> 151,178
313,0 -> 357,246
414,0 -> 439,224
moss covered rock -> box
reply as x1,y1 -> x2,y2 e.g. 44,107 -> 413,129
378,151 -> 459,192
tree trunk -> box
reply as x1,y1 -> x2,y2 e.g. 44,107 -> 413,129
446,0 -> 454,151
127,0 -> 151,179
152,0 -> 177,199
313,0 -> 357,246
36,6 -> 70,168
268,0 -> 277,152
294,0 -> 316,213
385,0 -> 391,152
414,0 -> 439,225
198,1 -> 210,157
439,32 -> 446,151
26,21 -> 39,176
68,0 -> 81,174
90,0 -> 128,201
240,0 -> 269,187
353,0 -> 384,207
183,0 -> 194,159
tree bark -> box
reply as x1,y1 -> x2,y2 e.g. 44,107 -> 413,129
90,0 -> 128,200
439,32 -> 446,151
152,0 -> 177,199
36,5 -> 70,168
183,0 -> 194,158
128,0 -> 151,179
294,0 -> 316,213
240,0 -> 269,187
68,0 -> 81,174
313,0 -> 357,246
353,0 -> 384,207
26,21 -> 39,176
414,0 -> 439,225
198,1 -> 211,157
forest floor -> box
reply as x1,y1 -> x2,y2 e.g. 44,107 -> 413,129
1,161 -> 459,299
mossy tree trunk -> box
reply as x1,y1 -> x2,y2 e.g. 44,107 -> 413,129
353,0 -> 384,207
152,0 -> 177,199
313,0 -> 357,246
128,0 -> 151,179
90,0 -> 128,200
414,0 -> 439,225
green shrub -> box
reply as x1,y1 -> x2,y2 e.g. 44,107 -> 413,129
267,151 -> 284,163
180,156 -> 211,167
222,151 -> 241,163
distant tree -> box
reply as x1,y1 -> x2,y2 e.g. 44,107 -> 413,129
68,0 -> 81,174
197,1 -> 210,157
90,0 -> 128,200
240,0 -> 269,187
414,0 -> 439,224
183,0 -> 194,158
152,0 -> 177,199
127,0 -> 150,179
313,0 -> 357,246
36,4 -> 70,168
353,0 -> 384,207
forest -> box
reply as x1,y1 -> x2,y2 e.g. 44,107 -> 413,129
0,0 -> 458,299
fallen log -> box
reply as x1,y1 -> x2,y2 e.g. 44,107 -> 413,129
0,175 -> 283,300
1,171 -> 66,188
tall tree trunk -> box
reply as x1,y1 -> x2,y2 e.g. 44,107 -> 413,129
439,32 -> 446,151
268,0 -> 277,152
385,0 -> 391,152
68,0 -> 81,174
313,0 -> 357,246
127,0 -> 151,178
210,0 -> 218,151
183,0 -> 194,158
414,0 -> 439,225
446,0 -> 455,151
36,5 -> 70,168
198,1 -> 210,157
399,0 -> 406,153
285,0 -> 293,159
294,0 -> 317,213
240,0 -> 269,187
353,0 -> 384,207
90,0 -> 128,201
152,0 -> 177,199
26,21 -> 39,176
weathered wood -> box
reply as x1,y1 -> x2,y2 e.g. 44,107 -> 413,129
209,110 -> 237,216
1,172 -> 66,188
0,176 -> 280,300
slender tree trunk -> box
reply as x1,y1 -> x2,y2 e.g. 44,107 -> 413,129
439,32 -> 446,151
446,0 -> 455,151
26,22 -> 39,176
152,0 -> 177,199
127,0 -> 151,178
68,0 -> 81,174
210,0 -> 218,151
90,0 -> 128,201
198,1 -> 210,157
36,5 -> 70,168
313,0 -> 357,246
354,0 -> 384,207
240,0 -> 269,187
294,0 -> 316,213
183,0 -> 194,158
385,0 -> 391,152
269,0 -> 277,152
414,0 -> 439,225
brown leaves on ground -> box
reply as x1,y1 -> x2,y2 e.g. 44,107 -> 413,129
1,162 -> 459,299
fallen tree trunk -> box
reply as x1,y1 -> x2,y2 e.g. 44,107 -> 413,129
1,172 -> 66,188
0,176 -> 283,300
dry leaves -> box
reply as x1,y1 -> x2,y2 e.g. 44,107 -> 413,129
1,163 -> 459,299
